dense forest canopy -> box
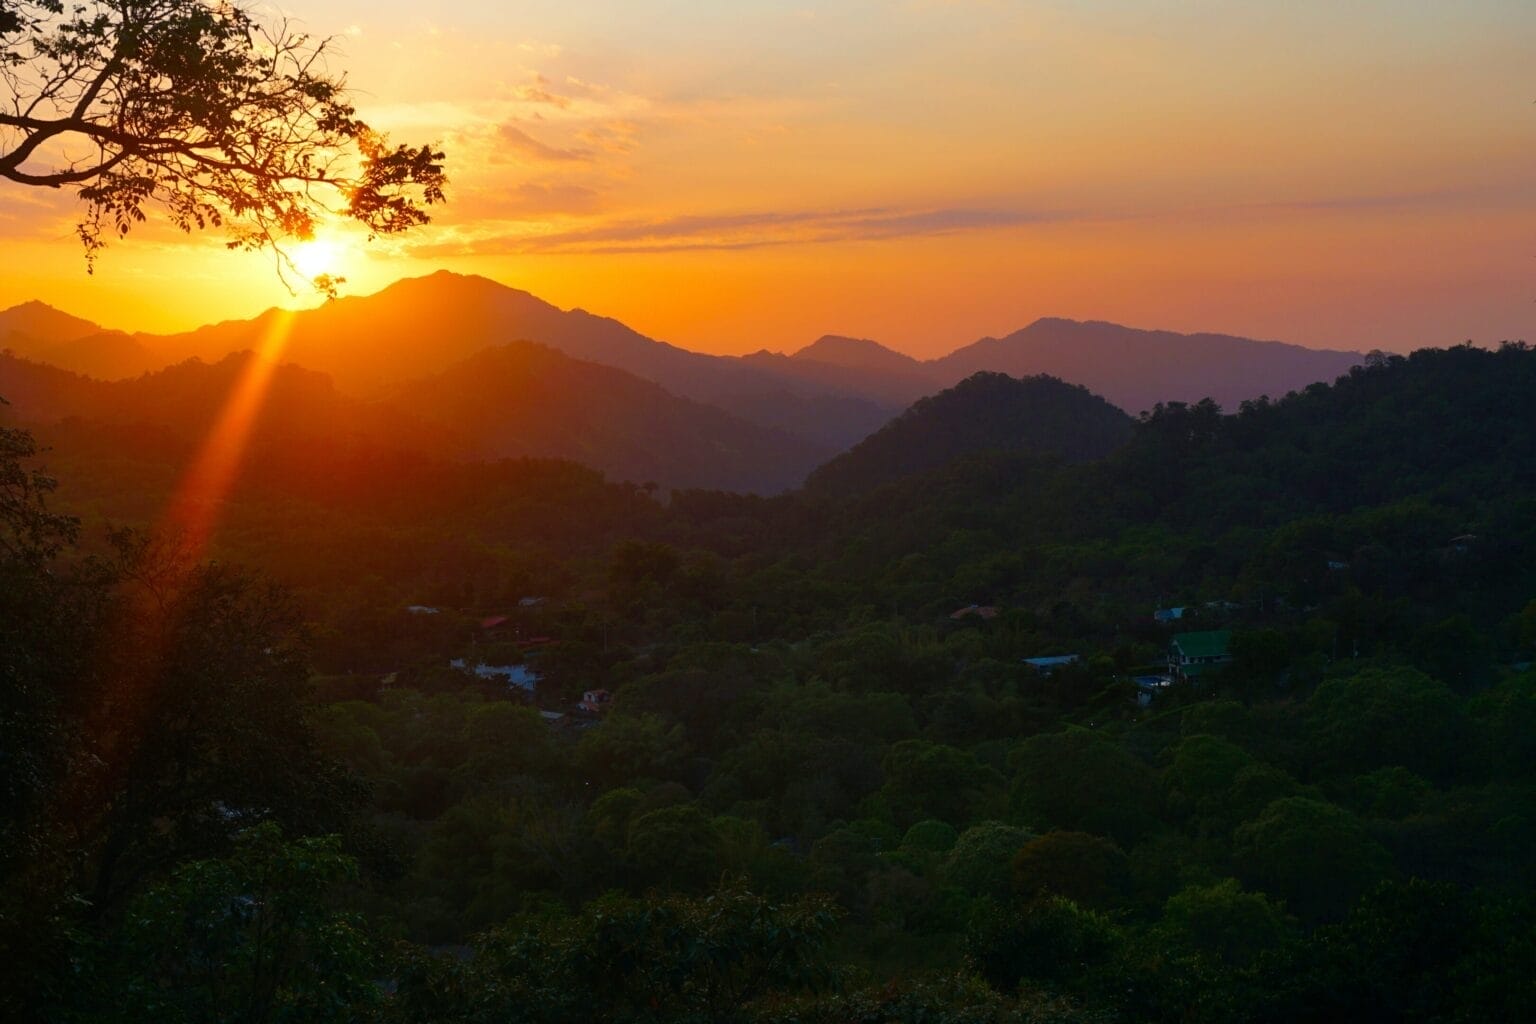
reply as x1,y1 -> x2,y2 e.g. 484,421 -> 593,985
3,342 -> 1536,1021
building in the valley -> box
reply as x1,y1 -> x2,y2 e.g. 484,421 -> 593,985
579,689 -> 613,714
1133,674 -> 1173,707
1022,654 -> 1080,674
1168,630 -> 1233,682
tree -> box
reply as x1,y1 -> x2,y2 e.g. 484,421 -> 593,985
1008,729 -> 1159,845
0,0 -> 445,287
625,804 -> 723,891
391,886 -> 839,1024
1162,734 -> 1299,837
576,712 -> 687,787
108,823 -> 379,1024
945,821 -> 1032,900
966,895 -> 1120,994
1233,797 -> 1390,923
1011,831 -> 1130,910
879,739 -> 1005,829
1305,667 -> 1466,781
0,422 -> 100,1022
75,552 -> 362,916
1157,879 -> 1295,968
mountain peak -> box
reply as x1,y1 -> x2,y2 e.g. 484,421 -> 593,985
0,299 -> 106,344
805,371 -> 1134,496
5,299 -> 60,314
791,335 -> 925,375
1021,316 -> 1083,330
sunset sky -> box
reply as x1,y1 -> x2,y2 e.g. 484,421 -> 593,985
3,0 -> 1534,357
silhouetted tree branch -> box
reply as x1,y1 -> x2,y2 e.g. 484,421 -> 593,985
0,0 -> 446,292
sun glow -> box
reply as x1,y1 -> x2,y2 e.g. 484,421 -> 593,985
288,235 -> 348,282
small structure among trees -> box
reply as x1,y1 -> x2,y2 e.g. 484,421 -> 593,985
1168,629 -> 1233,682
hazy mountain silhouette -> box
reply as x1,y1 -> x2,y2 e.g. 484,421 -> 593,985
703,388 -> 897,454
0,338 -> 829,493
7,275 -> 1370,462
392,342 -> 829,492
931,317 -> 1362,415
0,299 -> 104,348
0,349 -> 426,449
0,301 -> 160,379
738,348 -> 929,411
0,351 -> 113,420
13,273 -> 896,450
805,371 -> 1134,496
791,335 -> 930,376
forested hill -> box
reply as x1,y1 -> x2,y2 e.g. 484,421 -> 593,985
804,371 -> 1135,496
761,343 -> 1536,636
1096,344 -> 1536,532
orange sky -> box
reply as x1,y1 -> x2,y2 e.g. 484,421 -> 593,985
2,1 -> 1534,358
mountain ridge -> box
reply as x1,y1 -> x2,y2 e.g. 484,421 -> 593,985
0,335 -> 830,493
3,273 -> 1368,460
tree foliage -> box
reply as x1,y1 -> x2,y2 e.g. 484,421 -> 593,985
0,0 -> 445,285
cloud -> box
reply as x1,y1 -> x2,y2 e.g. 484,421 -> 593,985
451,182 -> 603,219
576,120 -> 640,155
406,204 -> 1061,258
496,123 -> 594,162
515,74 -> 572,109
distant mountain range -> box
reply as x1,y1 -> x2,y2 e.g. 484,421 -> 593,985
929,318 -> 1363,416
0,270 -> 1372,492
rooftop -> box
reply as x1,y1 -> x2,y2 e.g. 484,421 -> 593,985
1172,629 -> 1232,659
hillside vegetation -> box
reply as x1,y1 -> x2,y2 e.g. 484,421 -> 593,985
4,342 -> 1534,1023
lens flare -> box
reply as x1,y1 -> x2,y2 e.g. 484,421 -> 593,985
158,309 -> 296,558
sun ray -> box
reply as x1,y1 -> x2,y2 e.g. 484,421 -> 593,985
157,309 -> 297,559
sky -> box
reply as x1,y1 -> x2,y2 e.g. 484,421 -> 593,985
2,0 -> 1534,358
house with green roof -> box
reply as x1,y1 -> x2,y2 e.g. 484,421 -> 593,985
1169,629 -> 1232,682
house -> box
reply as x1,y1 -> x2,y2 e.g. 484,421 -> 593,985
449,658 -> 540,693
1168,630 -> 1232,682
950,604 -> 1000,621
1023,654 -> 1080,674
1132,674 -> 1173,707
579,689 -> 613,714
1153,606 -> 1187,624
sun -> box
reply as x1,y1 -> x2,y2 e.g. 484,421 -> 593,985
288,235 -> 347,281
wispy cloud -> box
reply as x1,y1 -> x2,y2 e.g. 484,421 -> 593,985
496,123 -> 594,162
408,204 -> 1062,257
